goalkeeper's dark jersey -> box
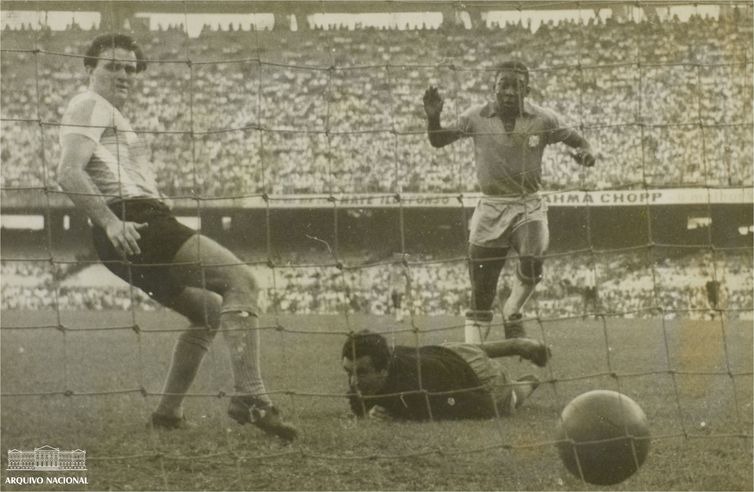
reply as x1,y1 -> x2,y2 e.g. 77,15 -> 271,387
348,345 -> 497,420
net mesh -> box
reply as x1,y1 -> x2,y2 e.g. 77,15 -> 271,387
0,1 -> 752,489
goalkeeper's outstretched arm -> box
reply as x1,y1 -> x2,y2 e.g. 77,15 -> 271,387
423,85 -> 463,148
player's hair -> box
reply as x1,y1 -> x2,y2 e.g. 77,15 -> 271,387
84,33 -> 147,73
341,330 -> 390,371
494,60 -> 529,85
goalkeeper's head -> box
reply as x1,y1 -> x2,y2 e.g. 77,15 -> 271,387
493,60 -> 530,115
341,330 -> 390,396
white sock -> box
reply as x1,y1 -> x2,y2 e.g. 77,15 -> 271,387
155,327 -> 214,418
221,311 -> 271,406
464,310 -> 493,344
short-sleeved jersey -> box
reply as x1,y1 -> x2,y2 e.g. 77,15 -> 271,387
348,345 -> 497,420
59,90 -> 161,202
455,100 -> 575,196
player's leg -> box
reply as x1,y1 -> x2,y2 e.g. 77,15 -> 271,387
471,353 -> 540,415
90,205 -> 222,429
593,288 -> 602,315
586,287 -> 599,317
466,244 -> 508,343
441,343 -> 517,416
582,290 -> 590,319
503,220 -> 549,338
169,234 -> 297,440
170,235 -> 267,399
478,337 -> 551,367
151,287 -> 222,427
391,290 -> 404,322
510,374 -> 540,410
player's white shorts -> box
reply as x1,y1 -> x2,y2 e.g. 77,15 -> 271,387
468,193 -> 548,249
441,342 -> 516,415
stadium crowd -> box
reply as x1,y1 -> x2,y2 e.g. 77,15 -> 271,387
2,13 -> 751,321
3,250 -> 751,320
1,11 -> 752,196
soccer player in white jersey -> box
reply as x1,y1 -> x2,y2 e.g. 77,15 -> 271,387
423,61 -> 595,343
57,33 -> 297,440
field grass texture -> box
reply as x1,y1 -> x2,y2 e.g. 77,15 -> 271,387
1,311 -> 752,491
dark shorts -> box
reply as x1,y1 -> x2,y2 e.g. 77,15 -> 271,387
92,199 -> 196,304
391,291 -> 403,308
584,286 -> 598,301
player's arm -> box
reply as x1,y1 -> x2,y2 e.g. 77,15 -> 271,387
348,392 -> 368,417
562,131 -> 596,168
423,86 -> 463,148
348,393 -> 394,421
57,134 -> 146,256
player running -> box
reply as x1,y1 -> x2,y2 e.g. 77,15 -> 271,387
341,330 -> 550,421
423,61 -> 596,342
56,33 -> 297,440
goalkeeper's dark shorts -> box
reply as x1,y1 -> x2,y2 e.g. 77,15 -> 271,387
91,198 -> 196,304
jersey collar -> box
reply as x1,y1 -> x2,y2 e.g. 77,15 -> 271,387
480,100 -> 534,118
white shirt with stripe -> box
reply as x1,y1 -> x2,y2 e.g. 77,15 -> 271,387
60,90 -> 161,202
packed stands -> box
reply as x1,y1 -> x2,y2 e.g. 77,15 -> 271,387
2,13 -> 751,320
3,250 -> 751,319
1,12 -> 751,197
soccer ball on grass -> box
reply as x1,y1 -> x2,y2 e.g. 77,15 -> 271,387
555,390 -> 651,485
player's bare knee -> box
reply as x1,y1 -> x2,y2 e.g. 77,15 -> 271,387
187,301 -> 222,329
179,326 -> 216,351
222,266 -> 261,315
517,256 -> 543,285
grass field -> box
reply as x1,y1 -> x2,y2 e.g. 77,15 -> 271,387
1,310 -> 752,491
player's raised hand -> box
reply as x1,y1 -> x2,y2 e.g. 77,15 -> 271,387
105,220 -> 148,257
423,85 -> 444,118
569,148 -> 596,167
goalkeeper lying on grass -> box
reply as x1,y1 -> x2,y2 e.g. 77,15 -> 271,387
341,330 -> 550,421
